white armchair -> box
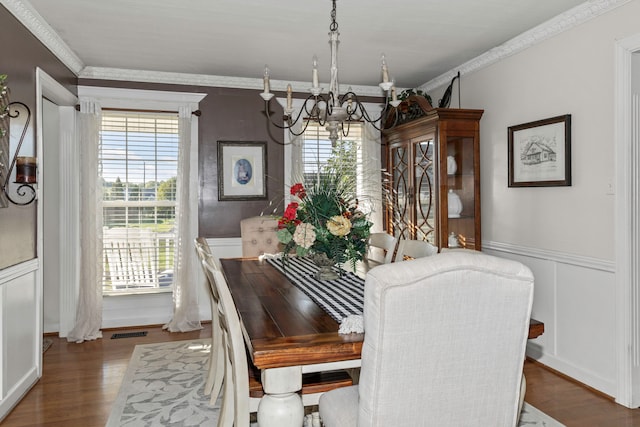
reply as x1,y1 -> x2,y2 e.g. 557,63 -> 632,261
319,251 -> 534,427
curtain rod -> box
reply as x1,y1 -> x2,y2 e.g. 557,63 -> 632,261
74,105 -> 202,116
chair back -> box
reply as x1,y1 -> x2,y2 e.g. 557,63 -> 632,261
367,232 -> 398,264
240,216 -> 280,257
203,260 -> 251,427
358,251 -> 534,426
195,239 -> 225,404
395,238 -> 438,261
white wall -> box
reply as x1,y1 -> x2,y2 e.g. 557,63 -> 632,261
427,0 -> 640,398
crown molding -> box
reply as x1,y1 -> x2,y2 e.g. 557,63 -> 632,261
79,67 -> 386,97
1,0 -> 84,74
419,0 -> 633,92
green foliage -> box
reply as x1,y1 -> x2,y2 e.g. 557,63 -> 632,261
157,177 -> 177,201
397,88 -> 433,106
278,166 -> 372,270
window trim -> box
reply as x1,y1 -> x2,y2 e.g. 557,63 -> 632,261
78,86 -> 206,297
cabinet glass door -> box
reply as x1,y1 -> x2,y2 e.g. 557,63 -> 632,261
414,139 -> 436,244
446,136 -> 477,249
390,145 -> 410,239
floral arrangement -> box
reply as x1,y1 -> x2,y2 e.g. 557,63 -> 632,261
276,175 -> 372,271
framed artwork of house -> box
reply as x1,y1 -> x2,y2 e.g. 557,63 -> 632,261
508,114 -> 571,187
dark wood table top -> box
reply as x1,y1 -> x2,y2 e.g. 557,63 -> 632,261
220,257 -> 544,370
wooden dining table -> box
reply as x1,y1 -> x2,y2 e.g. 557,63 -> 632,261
219,256 -> 544,427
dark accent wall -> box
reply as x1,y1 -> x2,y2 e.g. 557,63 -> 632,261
79,79 -> 286,238
0,5 -> 77,270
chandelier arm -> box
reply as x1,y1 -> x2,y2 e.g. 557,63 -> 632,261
339,91 -> 392,126
341,120 -> 350,138
263,95 -> 317,132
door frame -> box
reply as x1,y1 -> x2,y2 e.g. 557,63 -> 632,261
36,68 -> 77,340
614,33 -> 640,409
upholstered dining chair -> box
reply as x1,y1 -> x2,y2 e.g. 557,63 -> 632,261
194,238 -> 225,406
319,251 -> 534,427
394,238 -> 438,261
202,258 -> 354,427
240,216 -> 280,257
367,232 -> 398,264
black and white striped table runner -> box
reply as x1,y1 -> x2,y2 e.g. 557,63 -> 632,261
267,257 -> 365,323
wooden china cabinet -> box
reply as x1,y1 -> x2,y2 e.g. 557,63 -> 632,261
383,104 -> 484,250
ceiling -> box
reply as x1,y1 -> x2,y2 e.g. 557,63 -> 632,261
20,0 -> 591,91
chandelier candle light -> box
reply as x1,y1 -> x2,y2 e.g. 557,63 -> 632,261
260,0 -> 401,144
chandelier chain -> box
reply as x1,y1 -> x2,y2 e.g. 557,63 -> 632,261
330,0 -> 338,32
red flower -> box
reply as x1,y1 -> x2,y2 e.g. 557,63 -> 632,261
283,202 -> 299,221
290,183 -> 307,199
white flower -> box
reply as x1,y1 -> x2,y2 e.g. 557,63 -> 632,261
293,222 -> 316,249
326,215 -> 351,237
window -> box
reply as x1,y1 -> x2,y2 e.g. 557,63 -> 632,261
100,111 -> 179,294
301,121 -> 363,195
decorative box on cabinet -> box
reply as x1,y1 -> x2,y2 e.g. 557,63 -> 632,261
383,107 -> 484,251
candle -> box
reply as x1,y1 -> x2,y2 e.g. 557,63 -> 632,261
381,54 -> 390,83
263,66 -> 271,93
16,156 -> 37,184
286,84 -> 293,110
312,55 -> 319,89
391,85 -> 397,102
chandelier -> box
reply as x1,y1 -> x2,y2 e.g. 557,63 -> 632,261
259,0 -> 401,144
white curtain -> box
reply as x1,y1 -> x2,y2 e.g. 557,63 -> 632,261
289,120 -> 304,184
282,99 -> 305,208
163,106 -> 202,332
360,121 -> 383,232
67,100 -> 103,343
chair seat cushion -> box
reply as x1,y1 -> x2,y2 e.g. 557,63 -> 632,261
318,385 -> 358,427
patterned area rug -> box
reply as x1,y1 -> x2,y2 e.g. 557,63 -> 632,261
107,339 -> 565,427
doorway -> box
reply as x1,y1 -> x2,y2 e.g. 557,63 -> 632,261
36,68 -> 77,340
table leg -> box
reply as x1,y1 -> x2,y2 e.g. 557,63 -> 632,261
257,366 -> 304,427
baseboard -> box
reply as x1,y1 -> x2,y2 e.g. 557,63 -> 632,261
526,357 -> 616,401
526,344 -> 616,397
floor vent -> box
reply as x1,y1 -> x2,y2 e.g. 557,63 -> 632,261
111,331 -> 148,339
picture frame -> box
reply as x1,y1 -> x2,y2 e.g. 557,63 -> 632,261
508,114 -> 571,187
217,141 -> 267,201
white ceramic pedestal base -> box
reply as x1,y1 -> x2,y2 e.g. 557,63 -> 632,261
257,392 -> 304,427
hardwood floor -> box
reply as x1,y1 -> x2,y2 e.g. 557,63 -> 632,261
2,324 -> 639,426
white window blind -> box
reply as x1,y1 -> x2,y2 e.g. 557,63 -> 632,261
100,111 -> 179,294
301,121 -> 363,194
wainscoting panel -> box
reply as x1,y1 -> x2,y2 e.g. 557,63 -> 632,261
483,241 -> 617,397
206,237 -> 243,260
0,259 -> 40,420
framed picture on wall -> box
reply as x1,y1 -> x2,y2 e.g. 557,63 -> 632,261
508,114 -> 571,187
217,141 -> 267,200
